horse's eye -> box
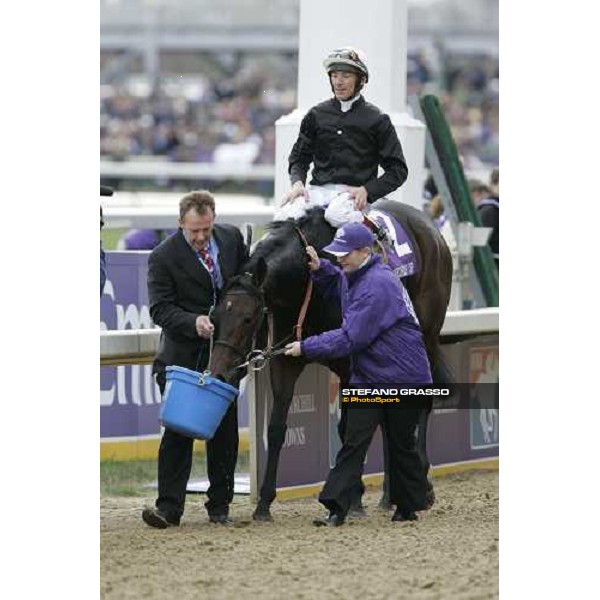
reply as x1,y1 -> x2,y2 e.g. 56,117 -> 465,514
243,316 -> 253,324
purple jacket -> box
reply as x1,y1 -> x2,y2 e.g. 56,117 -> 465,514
302,255 -> 432,384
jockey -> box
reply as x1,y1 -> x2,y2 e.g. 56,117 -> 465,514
276,47 -> 409,231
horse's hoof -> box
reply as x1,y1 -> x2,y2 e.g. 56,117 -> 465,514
252,508 -> 273,522
377,497 -> 393,511
424,488 -> 436,510
348,505 -> 367,519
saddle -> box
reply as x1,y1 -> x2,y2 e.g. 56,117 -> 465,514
363,210 -> 419,279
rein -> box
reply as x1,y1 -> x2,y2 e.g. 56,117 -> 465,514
293,226 -> 313,341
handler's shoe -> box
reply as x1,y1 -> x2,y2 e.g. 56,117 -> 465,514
391,509 -> 418,522
142,508 -> 180,529
208,514 -> 234,525
313,512 -> 345,527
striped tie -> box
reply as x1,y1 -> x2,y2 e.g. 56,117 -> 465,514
199,246 -> 214,275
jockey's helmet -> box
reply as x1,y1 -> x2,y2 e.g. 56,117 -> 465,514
323,47 -> 369,83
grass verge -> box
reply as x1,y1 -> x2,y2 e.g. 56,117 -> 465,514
101,450 -> 250,496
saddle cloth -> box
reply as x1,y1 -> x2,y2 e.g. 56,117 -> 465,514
367,208 -> 419,279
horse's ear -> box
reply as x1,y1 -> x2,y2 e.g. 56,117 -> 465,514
253,257 -> 268,288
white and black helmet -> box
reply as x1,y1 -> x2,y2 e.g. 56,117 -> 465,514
323,47 -> 369,83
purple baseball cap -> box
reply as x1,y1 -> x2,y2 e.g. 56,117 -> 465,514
123,229 -> 160,250
323,223 -> 375,256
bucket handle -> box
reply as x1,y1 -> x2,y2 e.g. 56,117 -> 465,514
195,306 -> 216,385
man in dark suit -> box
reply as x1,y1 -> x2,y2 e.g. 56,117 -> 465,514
142,190 -> 248,528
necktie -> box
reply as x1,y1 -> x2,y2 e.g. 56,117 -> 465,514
198,246 -> 214,275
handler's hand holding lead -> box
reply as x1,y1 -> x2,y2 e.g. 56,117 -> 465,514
306,246 -> 320,271
284,342 -> 302,357
195,315 -> 214,339
281,181 -> 309,206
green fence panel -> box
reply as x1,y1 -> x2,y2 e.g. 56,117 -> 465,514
419,94 -> 499,307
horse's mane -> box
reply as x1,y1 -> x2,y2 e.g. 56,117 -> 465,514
243,207 -> 335,299
247,207 -> 334,269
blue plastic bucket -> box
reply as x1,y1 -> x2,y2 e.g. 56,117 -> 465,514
159,366 -> 238,440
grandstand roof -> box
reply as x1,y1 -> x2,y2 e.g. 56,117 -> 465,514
100,0 -> 498,53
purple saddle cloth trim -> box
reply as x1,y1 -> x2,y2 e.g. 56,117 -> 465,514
367,208 -> 419,278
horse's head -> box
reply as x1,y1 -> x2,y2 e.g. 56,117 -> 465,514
209,257 -> 268,385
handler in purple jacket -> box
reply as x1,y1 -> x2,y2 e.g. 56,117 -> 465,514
285,222 -> 431,525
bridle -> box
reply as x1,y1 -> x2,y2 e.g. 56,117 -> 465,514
211,276 -> 268,371
210,225 -> 315,376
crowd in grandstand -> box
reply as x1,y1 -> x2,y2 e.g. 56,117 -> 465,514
100,52 -> 498,170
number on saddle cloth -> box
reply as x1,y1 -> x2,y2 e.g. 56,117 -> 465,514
367,209 -> 419,280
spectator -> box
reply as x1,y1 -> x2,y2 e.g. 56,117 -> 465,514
477,167 -> 499,268
100,185 -> 114,295
422,175 -> 457,257
468,178 -> 492,207
100,210 -> 107,296
100,52 -> 498,171
142,190 -> 248,528
117,229 -> 160,251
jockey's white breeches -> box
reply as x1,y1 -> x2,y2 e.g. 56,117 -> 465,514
273,184 -> 364,228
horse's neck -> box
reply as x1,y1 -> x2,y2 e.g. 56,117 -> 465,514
299,217 -> 335,251
256,212 -> 335,321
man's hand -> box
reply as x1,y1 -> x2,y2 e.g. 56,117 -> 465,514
281,181 -> 309,206
195,315 -> 215,339
284,342 -> 302,357
306,246 -> 321,271
346,186 -> 369,211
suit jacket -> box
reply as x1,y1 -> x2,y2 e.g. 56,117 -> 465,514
147,224 -> 248,374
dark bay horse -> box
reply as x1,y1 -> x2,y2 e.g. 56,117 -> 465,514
209,200 -> 453,521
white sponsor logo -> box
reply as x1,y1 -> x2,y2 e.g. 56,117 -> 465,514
290,394 -> 316,414
401,285 -> 420,326
283,426 -> 306,447
100,279 -> 161,407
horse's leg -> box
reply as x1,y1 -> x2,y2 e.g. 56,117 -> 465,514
253,355 -> 306,521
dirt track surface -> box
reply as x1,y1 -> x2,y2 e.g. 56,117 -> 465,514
101,470 -> 498,600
